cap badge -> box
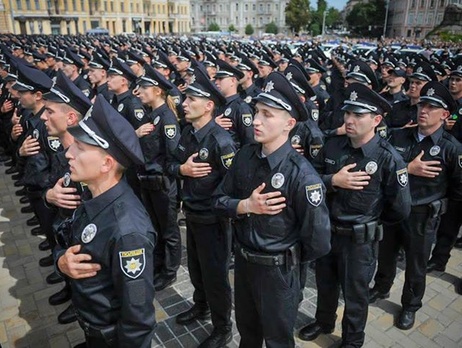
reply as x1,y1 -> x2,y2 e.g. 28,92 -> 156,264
291,135 -> 301,145
430,145 -> 440,156
189,74 -> 196,84
353,65 -> 360,73
63,172 -> 71,187
365,161 -> 378,175
427,88 -> 435,97
199,148 -> 209,160
117,103 -> 124,112
286,72 -> 293,81
271,173 -> 285,189
81,223 -> 97,243
416,67 -> 423,73
264,80 -> 274,93
349,91 -> 358,101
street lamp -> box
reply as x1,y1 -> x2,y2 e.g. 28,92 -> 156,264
322,10 -> 327,38
383,0 -> 390,38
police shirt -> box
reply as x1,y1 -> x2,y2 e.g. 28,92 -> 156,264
449,98 -> 462,142
58,180 -> 156,347
319,88 -> 347,136
389,126 -> 462,204
312,83 -> 330,112
380,89 -> 408,104
111,90 -> 147,130
385,99 -> 418,128
72,74 -> 93,99
219,94 -> 255,148
139,104 -> 180,175
289,119 -> 324,162
213,141 -> 331,262
94,82 -> 114,103
239,83 -> 262,113
313,134 -> 411,226
167,119 -> 237,214
21,107 -> 62,188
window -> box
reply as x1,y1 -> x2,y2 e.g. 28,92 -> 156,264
72,0 -> 76,10
259,4 -> 263,12
420,0 -> 425,6
110,1 -> 113,12
104,1 -> 107,11
83,20 -> 87,32
276,4 -> 279,10
121,2 -> 124,11
252,4 -> 256,11
407,29 -> 412,37
426,13 -> 432,23
35,0 -> 39,9
25,0 -> 31,10
267,4 -> 271,12
408,13 -> 414,25
430,0 -> 435,7
219,4 -> 222,12
16,0 -> 22,10
81,0 -> 84,10
411,0 -> 416,7
64,0 -> 68,11
245,4 -> 248,11
439,0 -> 444,6
236,3 -> 238,10
417,13 -> 423,24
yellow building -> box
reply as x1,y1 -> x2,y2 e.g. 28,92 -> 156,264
0,0 -> 190,35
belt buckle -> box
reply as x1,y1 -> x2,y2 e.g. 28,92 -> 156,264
274,256 -> 280,266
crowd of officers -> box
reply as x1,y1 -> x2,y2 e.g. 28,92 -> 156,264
0,34 -> 461,348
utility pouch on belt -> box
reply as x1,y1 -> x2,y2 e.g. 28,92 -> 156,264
366,221 -> 379,242
100,326 -> 116,345
138,174 -> 164,190
375,224 -> 383,242
352,224 -> 366,244
429,198 -> 448,219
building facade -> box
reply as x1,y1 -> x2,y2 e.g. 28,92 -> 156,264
0,0 -> 190,35
387,0 -> 462,38
189,0 -> 288,35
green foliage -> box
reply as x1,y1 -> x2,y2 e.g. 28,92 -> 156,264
208,22 -> 220,31
285,0 -> 311,33
245,24 -> 254,35
437,31 -> 462,42
346,0 -> 386,37
265,21 -> 279,34
228,24 -> 236,32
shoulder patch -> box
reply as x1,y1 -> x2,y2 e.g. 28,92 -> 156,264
458,155 -> 462,168
48,136 -> 61,152
242,113 -> 252,127
309,144 -> 322,158
221,152 -> 235,169
396,168 -> 408,187
119,248 -> 146,279
164,125 -> 177,139
82,89 -> 90,97
134,109 -> 145,120
306,183 -> 323,206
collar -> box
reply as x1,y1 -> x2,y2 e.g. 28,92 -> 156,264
256,140 -> 294,170
115,89 -> 131,102
82,179 -> 127,221
191,118 -> 216,143
413,125 -> 444,145
340,133 -> 381,157
226,94 -> 240,104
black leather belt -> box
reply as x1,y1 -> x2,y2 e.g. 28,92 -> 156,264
331,225 -> 354,236
75,312 -> 115,340
238,246 -> 286,266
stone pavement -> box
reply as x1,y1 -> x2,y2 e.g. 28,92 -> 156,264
0,160 -> 462,348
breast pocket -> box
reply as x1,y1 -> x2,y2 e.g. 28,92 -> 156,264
254,215 -> 287,238
348,190 -> 380,215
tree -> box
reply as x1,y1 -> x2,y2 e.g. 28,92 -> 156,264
285,0 -> 311,33
208,22 -> 220,31
265,21 -> 279,34
326,7 -> 342,28
245,24 -> 254,36
228,24 -> 236,33
346,0 -> 386,37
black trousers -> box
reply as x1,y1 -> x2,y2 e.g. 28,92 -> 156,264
374,211 -> 439,312
235,251 -> 300,348
315,235 -> 377,348
186,218 -> 232,330
27,187 -> 56,250
430,200 -> 462,267
140,178 -> 181,278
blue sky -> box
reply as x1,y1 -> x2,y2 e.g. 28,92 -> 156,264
327,0 -> 348,10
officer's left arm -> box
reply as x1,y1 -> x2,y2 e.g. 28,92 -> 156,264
446,142 -> 462,201
212,151 -> 241,218
380,156 -> 411,224
215,139 -> 237,177
236,103 -> 256,146
294,174 -> 331,262
113,232 -> 156,347
162,116 -> 181,160
130,99 -> 148,129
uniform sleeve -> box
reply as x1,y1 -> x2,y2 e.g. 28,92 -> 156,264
312,144 -> 336,192
113,232 -> 156,348
447,142 -> 462,201
236,102 -> 256,146
380,154 -> 411,224
294,173 -> 331,262
216,137 -> 238,177
162,114 -> 181,162
130,98 -> 148,129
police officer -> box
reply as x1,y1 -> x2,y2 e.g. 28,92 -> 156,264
306,58 -> 330,113
62,48 -> 93,99
14,63 -> 60,268
255,52 -> 276,89
167,64 -> 236,347
135,64 -> 181,292
88,51 -> 113,102
41,70 -> 93,325
214,59 -> 255,147
213,72 -> 331,347
56,95 -> 156,348
299,83 -> 411,347
370,82 -> 462,331
380,67 -> 408,104
236,54 -> 261,112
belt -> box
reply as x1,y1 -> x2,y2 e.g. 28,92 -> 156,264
238,246 -> 286,266
331,225 -> 354,236
75,312 -> 116,340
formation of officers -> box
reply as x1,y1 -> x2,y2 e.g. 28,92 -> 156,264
0,33 -> 461,348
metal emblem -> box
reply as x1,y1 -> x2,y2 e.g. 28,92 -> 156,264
33,129 -> 40,139
306,183 -> 323,207
286,72 -> 293,81
117,103 -> 124,112
264,80 -> 274,93
349,91 -> 358,101
224,107 -> 232,116
244,96 -> 252,104
365,161 -> 378,175
429,145 -> 440,156
153,116 -> 160,125
271,173 -> 285,189
291,135 -> 301,146
312,110 -> 319,121
199,148 -> 209,160
81,223 -> 97,243
63,172 -> 71,187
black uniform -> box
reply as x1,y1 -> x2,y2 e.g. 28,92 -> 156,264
385,99 -> 418,128
56,180 -> 156,347
213,141 -> 331,347
312,134 -> 411,347
240,83 -> 262,113
289,119 -> 324,162
374,126 -> 462,312
167,119 -> 236,331
72,74 -> 93,99
110,90 -> 146,130
380,89 -> 408,104
94,82 -> 114,103
312,83 -> 330,112
138,104 -> 181,280
218,94 -> 255,147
